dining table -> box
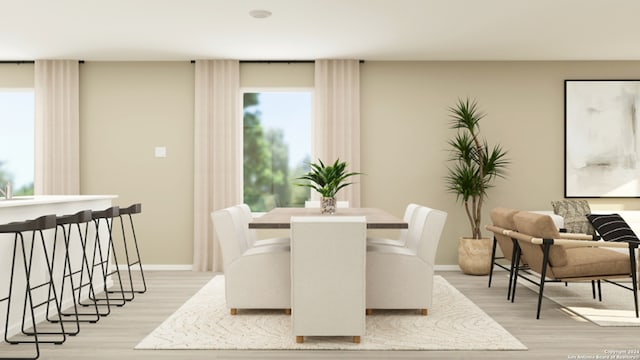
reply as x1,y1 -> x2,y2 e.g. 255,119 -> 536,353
248,207 -> 408,229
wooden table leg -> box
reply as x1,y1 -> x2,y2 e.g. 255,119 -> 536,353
353,336 -> 360,344
296,336 -> 304,343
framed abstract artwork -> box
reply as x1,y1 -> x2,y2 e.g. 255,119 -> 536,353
565,80 -> 640,197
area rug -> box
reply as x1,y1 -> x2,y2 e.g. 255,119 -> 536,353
517,279 -> 640,326
135,275 -> 526,351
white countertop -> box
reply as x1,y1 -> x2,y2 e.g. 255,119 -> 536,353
0,195 -> 118,208
0,194 -> 118,339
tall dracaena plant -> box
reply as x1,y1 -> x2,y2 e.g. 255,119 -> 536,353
295,159 -> 361,198
445,98 -> 509,239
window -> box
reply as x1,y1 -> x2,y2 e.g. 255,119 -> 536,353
0,89 -> 34,195
242,90 -> 312,211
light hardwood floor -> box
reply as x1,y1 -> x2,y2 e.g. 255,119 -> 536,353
2,270 -> 638,360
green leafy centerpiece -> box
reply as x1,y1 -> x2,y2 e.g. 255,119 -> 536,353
295,159 -> 361,214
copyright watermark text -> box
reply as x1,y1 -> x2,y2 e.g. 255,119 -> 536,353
568,349 -> 640,360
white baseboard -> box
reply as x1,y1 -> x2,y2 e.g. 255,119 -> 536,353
435,264 -> 462,272
435,265 -> 512,272
117,264 -> 193,271
122,264 -> 464,272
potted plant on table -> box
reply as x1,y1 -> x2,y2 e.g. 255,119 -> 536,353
295,159 -> 361,214
445,98 -> 509,275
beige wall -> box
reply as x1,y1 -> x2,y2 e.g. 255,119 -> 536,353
240,62 -> 314,87
6,60 -> 640,266
79,62 -> 195,265
0,63 -> 33,87
360,61 -> 640,265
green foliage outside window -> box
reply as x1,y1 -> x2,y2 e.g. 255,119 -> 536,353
0,161 -> 33,196
243,93 -> 310,211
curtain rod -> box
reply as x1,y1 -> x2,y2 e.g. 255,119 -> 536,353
2,60 -> 363,65
0,60 -> 85,64
189,60 -> 313,64
0,61 -> 34,64
241,60 -> 365,64
189,60 -> 365,64
241,60 -> 314,64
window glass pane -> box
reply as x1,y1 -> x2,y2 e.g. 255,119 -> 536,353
243,91 -> 311,211
0,89 -> 34,195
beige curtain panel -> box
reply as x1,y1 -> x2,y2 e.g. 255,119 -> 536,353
193,59 -> 241,272
34,59 -> 80,195
313,59 -> 361,206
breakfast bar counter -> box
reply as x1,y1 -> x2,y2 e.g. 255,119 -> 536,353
0,195 -> 117,338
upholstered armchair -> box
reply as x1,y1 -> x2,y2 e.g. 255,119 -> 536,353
366,206 -> 448,315
487,208 -> 596,302
367,203 -> 419,247
488,207 -> 521,298
290,216 -> 366,344
235,203 -> 289,247
508,211 -> 638,319
211,206 -> 291,314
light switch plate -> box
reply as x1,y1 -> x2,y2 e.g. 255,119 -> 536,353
154,146 -> 167,158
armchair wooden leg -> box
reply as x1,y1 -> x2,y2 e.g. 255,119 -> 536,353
230,308 -> 237,315
296,336 -> 304,343
365,308 -> 373,315
421,309 -> 428,316
353,336 -> 360,343
284,308 -> 291,315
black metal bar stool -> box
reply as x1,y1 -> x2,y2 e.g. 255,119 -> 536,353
117,203 -> 146,298
0,214 -> 64,360
88,207 -> 126,315
46,210 -> 99,331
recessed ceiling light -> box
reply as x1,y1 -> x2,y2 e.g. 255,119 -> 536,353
249,9 -> 272,19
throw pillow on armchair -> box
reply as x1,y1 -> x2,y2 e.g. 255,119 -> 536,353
551,199 -> 595,236
587,213 -> 640,242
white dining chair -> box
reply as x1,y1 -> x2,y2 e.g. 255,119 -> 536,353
290,216 -> 366,344
367,203 -> 419,247
366,206 -> 448,315
235,203 -> 289,247
211,206 -> 291,314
